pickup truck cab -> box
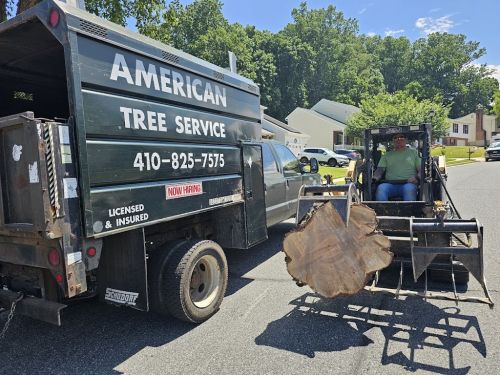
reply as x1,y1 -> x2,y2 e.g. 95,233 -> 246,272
263,140 -> 321,227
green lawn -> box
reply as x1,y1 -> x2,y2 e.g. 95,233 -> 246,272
318,165 -> 348,181
431,146 -> 485,159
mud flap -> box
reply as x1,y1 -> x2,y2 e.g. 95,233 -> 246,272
97,229 -> 148,311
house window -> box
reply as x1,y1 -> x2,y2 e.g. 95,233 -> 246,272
463,124 -> 469,134
333,131 -> 343,145
452,123 -> 459,133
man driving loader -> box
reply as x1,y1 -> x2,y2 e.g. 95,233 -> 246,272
373,133 -> 421,201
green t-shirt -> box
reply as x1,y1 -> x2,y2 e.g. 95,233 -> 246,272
378,148 -> 421,181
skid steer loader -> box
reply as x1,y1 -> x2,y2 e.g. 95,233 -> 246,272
292,124 -> 493,305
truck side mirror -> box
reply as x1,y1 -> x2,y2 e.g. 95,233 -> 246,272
309,158 -> 319,173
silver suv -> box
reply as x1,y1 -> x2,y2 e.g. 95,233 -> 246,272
299,147 -> 349,167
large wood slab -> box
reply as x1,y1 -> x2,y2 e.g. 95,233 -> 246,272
283,202 -> 392,298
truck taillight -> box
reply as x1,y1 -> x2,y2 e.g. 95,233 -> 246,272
49,9 -> 60,28
48,248 -> 60,266
55,274 -> 64,283
87,247 -> 97,257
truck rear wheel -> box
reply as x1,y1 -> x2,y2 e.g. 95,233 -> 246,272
149,240 -> 228,323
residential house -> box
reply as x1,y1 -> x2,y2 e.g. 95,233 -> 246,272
285,99 -> 360,150
444,107 -> 499,146
260,107 -> 310,156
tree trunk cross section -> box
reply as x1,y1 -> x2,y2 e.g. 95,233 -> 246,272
283,202 -> 393,298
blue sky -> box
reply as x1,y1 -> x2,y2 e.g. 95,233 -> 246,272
197,0 -> 500,81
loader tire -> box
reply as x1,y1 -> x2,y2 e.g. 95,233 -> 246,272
300,157 -> 309,164
149,240 -> 228,323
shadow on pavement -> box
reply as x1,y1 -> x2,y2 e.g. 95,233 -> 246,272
225,221 -> 293,296
0,221 -> 294,374
255,292 -> 486,374
0,296 -> 194,374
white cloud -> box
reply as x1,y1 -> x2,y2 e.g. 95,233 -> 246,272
366,32 -> 376,37
415,15 -> 455,35
384,29 -> 405,37
472,63 -> 500,84
487,65 -> 500,82
359,8 -> 367,15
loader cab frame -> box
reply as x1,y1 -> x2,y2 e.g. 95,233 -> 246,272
360,124 -> 442,216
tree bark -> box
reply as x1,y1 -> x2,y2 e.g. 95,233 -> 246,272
283,202 -> 393,298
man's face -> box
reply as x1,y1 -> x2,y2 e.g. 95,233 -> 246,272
393,134 -> 406,149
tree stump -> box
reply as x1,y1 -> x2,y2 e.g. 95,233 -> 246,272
283,201 -> 392,298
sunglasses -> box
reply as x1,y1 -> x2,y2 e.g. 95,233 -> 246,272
393,136 -> 406,140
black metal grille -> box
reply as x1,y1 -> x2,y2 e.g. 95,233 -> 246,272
161,51 -> 180,64
80,19 -> 108,38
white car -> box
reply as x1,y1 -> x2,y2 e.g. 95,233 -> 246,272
299,147 -> 350,167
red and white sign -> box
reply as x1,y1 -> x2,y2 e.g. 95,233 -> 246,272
165,182 -> 203,200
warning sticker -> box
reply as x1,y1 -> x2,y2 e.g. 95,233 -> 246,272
165,182 -> 203,200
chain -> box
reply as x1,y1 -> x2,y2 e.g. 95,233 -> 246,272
0,293 -> 24,340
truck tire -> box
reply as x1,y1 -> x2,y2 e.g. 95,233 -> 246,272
300,157 -> 309,164
327,158 -> 337,167
149,240 -> 228,323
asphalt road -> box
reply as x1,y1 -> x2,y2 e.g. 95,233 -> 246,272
1,161 -> 499,374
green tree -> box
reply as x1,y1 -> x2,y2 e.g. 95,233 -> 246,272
376,36 -> 412,93
347,91 -> 449,139
409,33 -> 496,117
493,90 -> 500,117
263,32 -> 315,119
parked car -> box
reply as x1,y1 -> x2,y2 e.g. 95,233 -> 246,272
334,148 -> 362,161
485,141 -> 500,161
298,147 -> 350,167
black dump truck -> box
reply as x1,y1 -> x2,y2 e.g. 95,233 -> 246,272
0,0 -> 320,325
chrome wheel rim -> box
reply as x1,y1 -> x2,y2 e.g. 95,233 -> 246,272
189,254 -> 220,308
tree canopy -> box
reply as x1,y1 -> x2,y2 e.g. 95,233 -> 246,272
2,0 -> 498,128
347,91 -> 450,139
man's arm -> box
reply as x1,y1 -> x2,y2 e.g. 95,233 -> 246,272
373,167 -> 385,182
407,161 -> 421,184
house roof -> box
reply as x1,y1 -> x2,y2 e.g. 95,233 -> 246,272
287,107 -> 347,131
311,99 -> 360,125
263,114 -> 301,133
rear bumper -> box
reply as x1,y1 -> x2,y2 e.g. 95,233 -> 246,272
0,289 -> 66,326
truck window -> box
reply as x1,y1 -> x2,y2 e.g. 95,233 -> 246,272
262,143 -> 279,173
274,144 -> 300,173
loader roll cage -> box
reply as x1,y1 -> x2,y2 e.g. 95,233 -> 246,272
361,124 -> 433,203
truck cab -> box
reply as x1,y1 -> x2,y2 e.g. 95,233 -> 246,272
262,140 -> 320,227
